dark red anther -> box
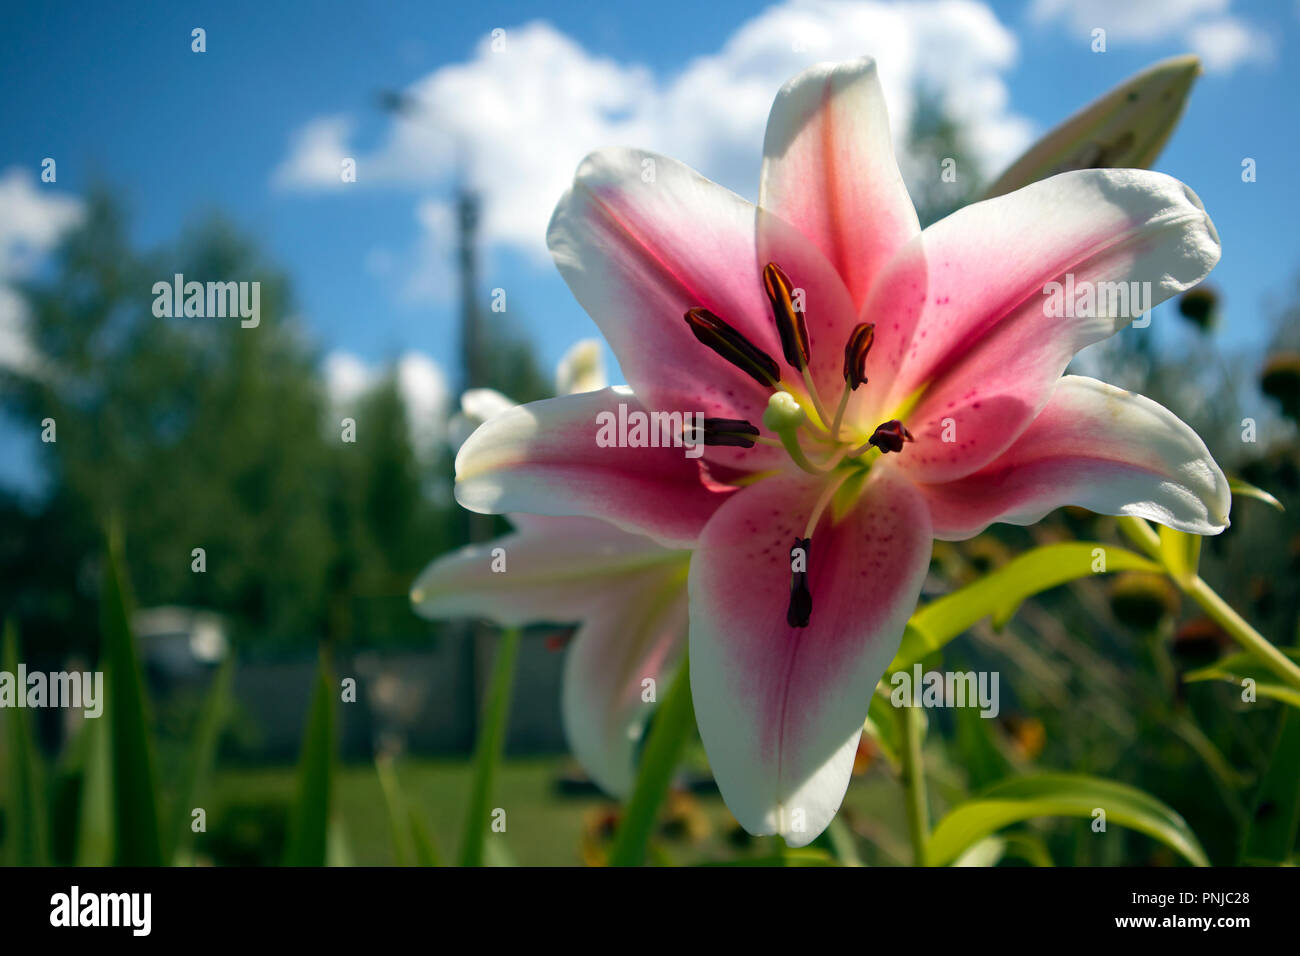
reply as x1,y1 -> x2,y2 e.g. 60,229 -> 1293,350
843,322 -> 876,390
684,308 -> 781,387
867,419 -> 914,454
788,536 -> 812,628
762,262 -> 810,372
697,417 -> 760,448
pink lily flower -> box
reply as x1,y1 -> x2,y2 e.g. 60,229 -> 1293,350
415,341 -> 690,796
411,513 -> 689,797
455,57 -> 1228,845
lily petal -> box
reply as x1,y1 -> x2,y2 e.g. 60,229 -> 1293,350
859,169 -> 1220,482
411,515 -> 690,795
449,387 -> 518,452
410,514 -> 689,624
919,375 -> 1231,540
547,147 -> 784,471
455,387 -> 732,547
760,56 -> 919,311
689,465 -> 932,846
562,564 -> 689,796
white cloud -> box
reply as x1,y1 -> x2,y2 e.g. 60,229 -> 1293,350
400,199 -> 456,304
323,350 -> 376,406
396,351 -> 450,457
275,0 -> 1032,273
272,116 -> 356,190
1031,0 -> 1271,74
1186,17 -> 1275,73
322,349 -> 450,458
0,167 -> 83,371
1030,0 -> 1228,41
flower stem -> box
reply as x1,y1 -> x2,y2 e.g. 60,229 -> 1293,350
458,627 -> 520,866
896,701 -> 930,866
1118,516 -> 1300,691
1183,574 -> 1300,692
609,656 -> 696,866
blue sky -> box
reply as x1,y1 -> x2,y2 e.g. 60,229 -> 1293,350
2,0 -> 1298,489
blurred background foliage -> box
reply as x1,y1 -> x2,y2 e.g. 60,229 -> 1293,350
1,87 -> 1298,866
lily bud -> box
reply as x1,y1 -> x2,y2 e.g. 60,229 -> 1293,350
983,54 -> 1201,199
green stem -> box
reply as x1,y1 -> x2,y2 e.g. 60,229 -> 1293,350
1118,516 -> 1300,692
609,657 -> 696,867
1183,575 -> 1300,692
459,627 -> 520,866
896,702 -> 930,866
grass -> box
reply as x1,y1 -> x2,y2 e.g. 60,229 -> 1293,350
199,755 -> 908,866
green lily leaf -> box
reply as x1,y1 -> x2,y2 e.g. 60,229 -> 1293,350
1240,708 -> 1300,865
1158,525 -> 1201,584
1185,648 -> 1300,709
101,527 -> 164,866
1228,476 -> 1284,512
2,620 -> 48,866
890,542 -> 1160,671
928,773 -> 1208,867
282,652 -> 336,866
459,628 -> 520,867
984,54 -> 1199,198
952,836 -> 1006,867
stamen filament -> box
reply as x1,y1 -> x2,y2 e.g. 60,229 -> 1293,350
829,384 -> 851,439
799,365 -> 833,433
803,469 -> 855,538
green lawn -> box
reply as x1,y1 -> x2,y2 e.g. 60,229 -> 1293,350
200,756 -> 908,866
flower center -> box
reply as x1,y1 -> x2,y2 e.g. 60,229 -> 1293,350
683,261 -> 919,627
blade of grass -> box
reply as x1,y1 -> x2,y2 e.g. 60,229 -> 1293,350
375,755 -> 442,866
75,703 -> 114,866
408,805 -> 441,867
608,657 -> 696,867
168,655 -> 234,864
375,755 -> 410,866
1240,708 -> 1300,865
100,526 -> 163,865
2,619 -> 48,865
459,628 -> 520,867
282,651 -> 336,866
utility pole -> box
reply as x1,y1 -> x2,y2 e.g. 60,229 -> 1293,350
456,185 -> 484,391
